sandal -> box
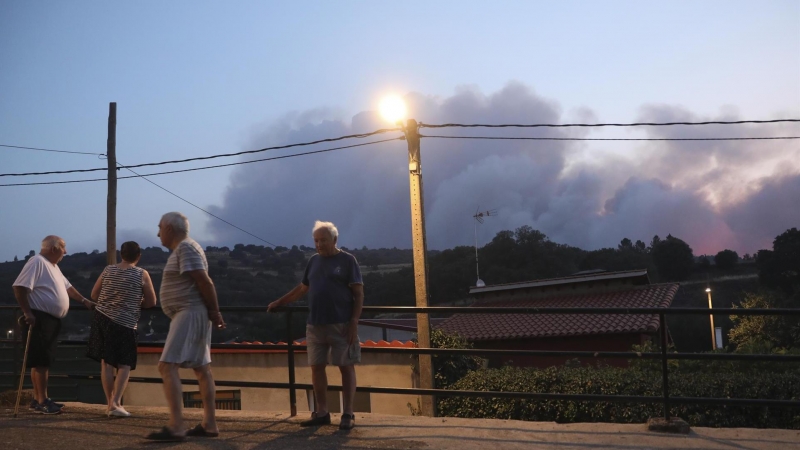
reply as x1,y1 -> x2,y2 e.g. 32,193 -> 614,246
339,413 -> 355,430
300,412 -> 331,427
145,426 -> 185,442
186,423 -> 219,438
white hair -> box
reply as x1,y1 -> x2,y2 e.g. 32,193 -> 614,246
312,220 -> 338,241
161,211 -> 190,234
41,235 -> 65,251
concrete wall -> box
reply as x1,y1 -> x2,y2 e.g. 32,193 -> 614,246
125,350 -> 420,416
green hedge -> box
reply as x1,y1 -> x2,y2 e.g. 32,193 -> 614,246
437,366 -> 800,428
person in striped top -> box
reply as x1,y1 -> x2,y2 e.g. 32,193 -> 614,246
145,212 -> 225,442
87,241 -> 157,417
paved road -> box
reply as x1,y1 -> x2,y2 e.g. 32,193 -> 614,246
1,403 -> 799,449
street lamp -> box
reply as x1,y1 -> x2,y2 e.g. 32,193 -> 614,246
379,94 -> 407,124
6,329 -> 12,340
706,288 -> 716,350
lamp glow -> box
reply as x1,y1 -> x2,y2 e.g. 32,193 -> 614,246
379,95 -> 407,124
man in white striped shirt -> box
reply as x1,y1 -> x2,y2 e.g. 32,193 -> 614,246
145,212 -> 226,442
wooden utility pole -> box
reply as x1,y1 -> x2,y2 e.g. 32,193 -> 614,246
106,102 -> 117,265
404,119 -> 435,416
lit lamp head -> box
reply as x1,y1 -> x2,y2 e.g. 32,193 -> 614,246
379,95 -> 407,126
705,288 -> 711,293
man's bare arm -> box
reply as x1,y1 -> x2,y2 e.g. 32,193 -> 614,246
267,284 -> 309,312
187,269 -> 225,329
12,286 -> 35,325
346,283 -> 364,345
67,286 -> 94,309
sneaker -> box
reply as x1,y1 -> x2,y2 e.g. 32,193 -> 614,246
300,412 -> 331,427
36,402 -> 62,415
29,399 -> 39,410
44,398 -> 64,409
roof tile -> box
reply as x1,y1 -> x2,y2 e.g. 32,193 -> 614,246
437,283 -> 679,341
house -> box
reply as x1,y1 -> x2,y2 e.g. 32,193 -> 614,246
436,269 -> 678,368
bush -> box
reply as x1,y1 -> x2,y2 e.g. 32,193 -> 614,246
430,329 -> 483,389
437,365 -> 800,428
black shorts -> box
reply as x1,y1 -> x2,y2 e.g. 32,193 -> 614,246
21,309 -> 61,369
86,311 -> 139,370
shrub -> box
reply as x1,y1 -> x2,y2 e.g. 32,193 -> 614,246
437,365 -> 800,428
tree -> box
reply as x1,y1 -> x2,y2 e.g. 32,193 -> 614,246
697,255 -> 711,271
757,228 -> 800,293
714,249 -> 739,271
651,234 -> 694,281
618,238 -> 633,251
729,291 -> 800,350
13,255 -> 18,262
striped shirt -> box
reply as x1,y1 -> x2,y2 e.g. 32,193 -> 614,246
95,265 -> 145,329
160,237 -> 208,319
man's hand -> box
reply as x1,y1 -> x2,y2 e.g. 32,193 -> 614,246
209,310 -> 226,329
21,312 -> 35,327
345,319 -> 358,345
83,299 -> 96,311
267,300 -> 281,313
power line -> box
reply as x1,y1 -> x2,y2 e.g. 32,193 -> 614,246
419,119 -> 800,129
419,135 -> 800,141
0,144 -> 105,156
116,162 -> 279,248
0,127 -> 402,177
0,137 -> 403,187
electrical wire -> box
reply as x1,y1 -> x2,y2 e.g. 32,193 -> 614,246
116,162 -> 279,247
419,135 -> 800,141
0,127 -> 402,177
418,118 -> 800,129
0,144 -> 105,156
0,137 -> 404,187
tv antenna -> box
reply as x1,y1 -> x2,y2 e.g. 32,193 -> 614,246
473,207 -> 497,287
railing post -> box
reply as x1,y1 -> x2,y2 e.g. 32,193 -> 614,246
286,310 -> 297,416
659,312 -> 670,421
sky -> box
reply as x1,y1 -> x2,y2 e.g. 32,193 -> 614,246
1,0 -> 799,262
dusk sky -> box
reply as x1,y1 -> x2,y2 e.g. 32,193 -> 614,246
1,1 -> 799,262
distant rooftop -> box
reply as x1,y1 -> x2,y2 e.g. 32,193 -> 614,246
441,282 -> 679,341
469,269 -> 650,295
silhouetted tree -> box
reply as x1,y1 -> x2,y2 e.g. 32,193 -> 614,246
714,249 -> 739,271
757,228 -> 800,294
651,234 -> 694,281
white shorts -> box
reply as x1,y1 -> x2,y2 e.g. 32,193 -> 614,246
160,307 -> 212,368
306,322 -> 361,367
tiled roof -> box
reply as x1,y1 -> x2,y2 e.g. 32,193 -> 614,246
137,339 -> 415,354
438,283 -> 679,341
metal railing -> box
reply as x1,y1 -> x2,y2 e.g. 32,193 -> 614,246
3,304 -> 800,421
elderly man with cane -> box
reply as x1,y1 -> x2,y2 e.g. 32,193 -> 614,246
145,212 -> 226,442
269,220 -> 364,430
12,235 -> 94,415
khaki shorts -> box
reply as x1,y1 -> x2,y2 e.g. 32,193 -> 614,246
306,322 -> 361,367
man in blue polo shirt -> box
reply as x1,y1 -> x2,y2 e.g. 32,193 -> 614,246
269,221 -> 363,430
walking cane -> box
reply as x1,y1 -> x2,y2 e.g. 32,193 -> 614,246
14,316 -> 33,418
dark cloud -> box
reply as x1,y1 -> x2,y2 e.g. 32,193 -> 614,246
723,173 -> 800,252
205,83 -> 800,255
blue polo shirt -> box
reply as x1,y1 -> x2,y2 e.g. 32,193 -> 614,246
302,250 -> 363,325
